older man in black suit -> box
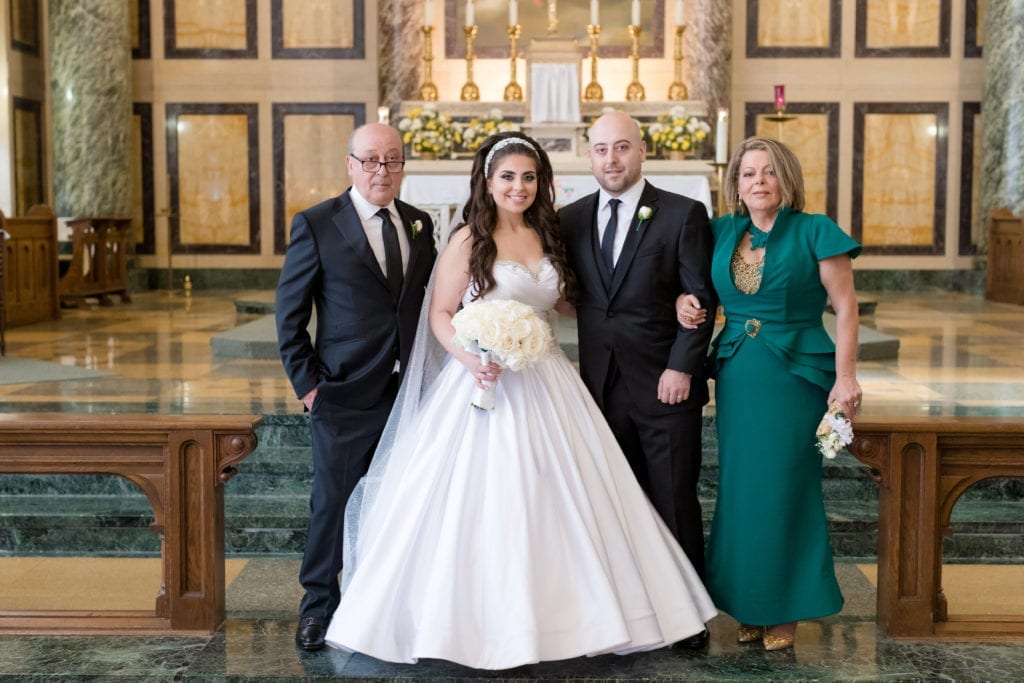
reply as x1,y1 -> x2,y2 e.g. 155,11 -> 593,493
276,122 -> 435,651
558,111 -> 717,648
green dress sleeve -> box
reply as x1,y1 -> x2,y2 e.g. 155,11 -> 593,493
810,214 -> 862,262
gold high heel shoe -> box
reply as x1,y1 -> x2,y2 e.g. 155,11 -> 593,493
736,624 -> 764,643
763,624 -> 796,651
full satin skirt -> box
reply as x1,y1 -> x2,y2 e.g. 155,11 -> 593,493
325,349 -> 716,670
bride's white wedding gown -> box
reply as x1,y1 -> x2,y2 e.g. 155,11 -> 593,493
324,258 -> 716,670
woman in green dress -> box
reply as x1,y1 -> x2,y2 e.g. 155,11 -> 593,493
677,136 -> 862,651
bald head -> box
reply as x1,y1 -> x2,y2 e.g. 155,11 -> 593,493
586,111 -> 646,196
346,123 -> 405,207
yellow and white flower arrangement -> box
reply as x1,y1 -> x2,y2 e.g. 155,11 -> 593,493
451,298 -> 555,410
459,108 -> 521,152
396,104 -> 458,157
816,403 -> 854,459
646,107 -> 711,156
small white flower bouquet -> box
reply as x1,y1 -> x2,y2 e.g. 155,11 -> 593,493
816,403 -> 854,459
450,299 -> 554,410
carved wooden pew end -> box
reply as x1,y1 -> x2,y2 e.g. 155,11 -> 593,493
0,413 -> 262,634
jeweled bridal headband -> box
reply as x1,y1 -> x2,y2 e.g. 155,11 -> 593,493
484,137 -> 538,176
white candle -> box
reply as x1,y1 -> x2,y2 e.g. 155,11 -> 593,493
590,0 -> 599,26
378,106 -> 390,124
424,0 -> 432,24
465,0 -> 474,26
715,108 -> 729,164
509,0 -> 517,25
675,0 -> 683,26
631,0 -> 640,26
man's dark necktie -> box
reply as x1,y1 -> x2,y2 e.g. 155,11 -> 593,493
600,198 -> 622,271
376,208 -> 403,296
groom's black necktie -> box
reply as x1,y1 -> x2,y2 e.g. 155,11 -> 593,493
600,198 -> 622,271
376,208 -> 403,296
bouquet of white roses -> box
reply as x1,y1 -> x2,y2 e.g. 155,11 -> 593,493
451,298 -> 554,410
816,403 -> 854,459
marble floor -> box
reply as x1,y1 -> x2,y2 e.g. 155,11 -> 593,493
1,288 -> 1023,680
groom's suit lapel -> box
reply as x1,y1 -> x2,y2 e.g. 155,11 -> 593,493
608,180 -> 658,300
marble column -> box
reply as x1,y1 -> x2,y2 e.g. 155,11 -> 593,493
980,0 -> 1024,246
48,0 -> 133,216
688,0 -> 731,125
378,0 -> 425,107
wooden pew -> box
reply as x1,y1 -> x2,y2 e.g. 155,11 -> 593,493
59,216 -> 133,308
0,205 -> 60,328
849,416 -> 1024,641
986,208 -> 1024,305
0,413 -> 262,634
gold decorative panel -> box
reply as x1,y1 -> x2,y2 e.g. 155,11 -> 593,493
12,99 -> 43,215
757,0 -> 831,47
166,0 -> 256,57
167,104 -> 260,254
747,0 -> 840,57
853,103 -> 948,254
959,103 -> 982,255
281,0 -> 354,49
132,103 -> 155,255
10,0 -> 39,53
273,103 -> 366,253
857,0 -> 951,57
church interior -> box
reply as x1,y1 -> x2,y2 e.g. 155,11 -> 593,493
1,0 -> 1023,679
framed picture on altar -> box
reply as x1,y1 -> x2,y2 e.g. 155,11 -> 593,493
444,0 -> 666,59
855,0 -> 951,58
746,0 -> 840,58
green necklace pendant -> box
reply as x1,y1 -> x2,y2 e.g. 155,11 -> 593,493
748,224 -> 771,250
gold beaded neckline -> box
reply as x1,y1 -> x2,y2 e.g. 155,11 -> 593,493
731,244 -> 764,294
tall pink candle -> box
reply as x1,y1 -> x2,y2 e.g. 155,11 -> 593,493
774,84 -> 786,111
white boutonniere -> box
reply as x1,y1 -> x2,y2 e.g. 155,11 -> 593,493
635,205 -> 653,231
411,219 -> 423,239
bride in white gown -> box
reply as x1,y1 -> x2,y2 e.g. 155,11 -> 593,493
324,133 -> 716,670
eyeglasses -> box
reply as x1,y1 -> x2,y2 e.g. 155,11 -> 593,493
349,154 -> 405,174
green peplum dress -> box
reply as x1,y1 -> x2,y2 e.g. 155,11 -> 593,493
704,206 -> 861,626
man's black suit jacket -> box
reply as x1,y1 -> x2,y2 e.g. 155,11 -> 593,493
559,180 -> 717,414
276,189 -> 436,410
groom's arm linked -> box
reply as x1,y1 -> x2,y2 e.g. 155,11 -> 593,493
667,195 -> 717,380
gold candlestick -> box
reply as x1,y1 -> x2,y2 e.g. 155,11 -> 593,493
626,24 -> 645,102
419,25 -> 438,101
668,25 -> 688,100
583,24 -> 603,102
461,25 -> 480,101
504,24 -> 523,101
764,107 -> 796,141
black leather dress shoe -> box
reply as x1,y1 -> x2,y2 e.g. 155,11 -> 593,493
674,627 -> 710,650
295,616 -> 329,651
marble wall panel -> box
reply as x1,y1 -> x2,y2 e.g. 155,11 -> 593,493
131,0 -> 151,59
165,0 -> 257,58
9,0 -> 39,54
959,102 -> 982,256
965,0 -> 984,57
166,104 -> 260,254
747,0 -> 840,58
746,102 -> 839,220
856,0 -> 950,57
853,103 -> 948,254
272,103 -> 365,253
12,97 -> 43,216
132,103 -> 155,255
271,0 -> 363,58
444,0 -> 665,59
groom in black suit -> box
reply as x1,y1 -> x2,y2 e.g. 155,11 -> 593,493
276,122 -> 435,651
559,111 -> 717,647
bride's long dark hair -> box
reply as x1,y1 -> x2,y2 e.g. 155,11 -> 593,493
459,132 -> 576,302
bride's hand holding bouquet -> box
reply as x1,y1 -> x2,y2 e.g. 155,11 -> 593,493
451,299 -> 555,410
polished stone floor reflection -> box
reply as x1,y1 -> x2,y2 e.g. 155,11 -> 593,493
1,289 -> 1023,679
2,289 -> 1024,417
1,558 -> 1023,680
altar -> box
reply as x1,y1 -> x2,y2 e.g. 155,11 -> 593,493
401,158 -> 713,236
